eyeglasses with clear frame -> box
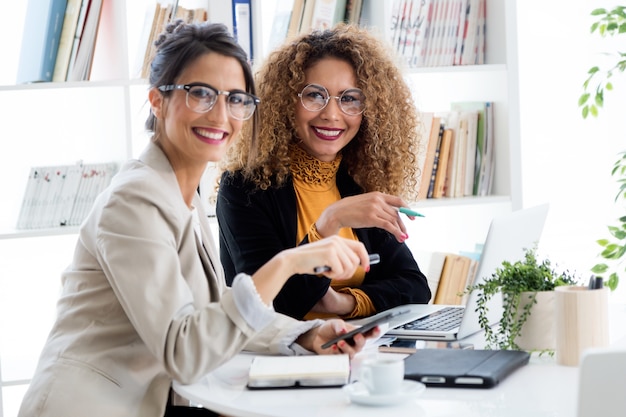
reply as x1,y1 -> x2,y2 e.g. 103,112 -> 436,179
158,83 -> 260,121
297,84 -> 365,116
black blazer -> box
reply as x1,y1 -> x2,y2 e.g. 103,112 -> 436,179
216,165 -> 431,319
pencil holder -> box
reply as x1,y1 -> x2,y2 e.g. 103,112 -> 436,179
555,286 -> 609,366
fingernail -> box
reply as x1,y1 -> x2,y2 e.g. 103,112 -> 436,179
403,233 -> 409,239
365,266 -> 371,272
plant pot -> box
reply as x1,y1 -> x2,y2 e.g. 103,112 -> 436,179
514,291 -> 556,351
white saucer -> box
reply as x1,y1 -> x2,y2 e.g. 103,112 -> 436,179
343,380 -> 426,406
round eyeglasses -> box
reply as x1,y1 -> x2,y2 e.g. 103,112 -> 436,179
158,83 -> 260,121
298,84 -> 365,116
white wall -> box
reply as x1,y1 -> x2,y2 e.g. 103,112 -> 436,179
516,0 -> 626,302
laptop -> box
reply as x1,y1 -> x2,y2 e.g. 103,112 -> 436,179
356,203 -> 549,341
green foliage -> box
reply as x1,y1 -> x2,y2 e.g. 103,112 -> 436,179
466,247 -> 579,351
578,6 -> 626,119
579,7 -> 625,292
590,151 -> 626,291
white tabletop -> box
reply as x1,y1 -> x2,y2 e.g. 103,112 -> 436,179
174,351 -> 579,417
174,303 -> 626,417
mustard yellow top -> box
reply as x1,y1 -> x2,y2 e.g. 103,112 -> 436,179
289,145 -> 376,319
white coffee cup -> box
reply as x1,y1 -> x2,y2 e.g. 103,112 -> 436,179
359,358 -> 404,395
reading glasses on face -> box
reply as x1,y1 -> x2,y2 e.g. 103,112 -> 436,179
298,84 -> 365,116
158,83 -> 260,121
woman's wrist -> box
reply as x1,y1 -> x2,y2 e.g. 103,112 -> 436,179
315,210 -> 340,237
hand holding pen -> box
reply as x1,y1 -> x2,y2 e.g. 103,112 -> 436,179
314,253 -> 380,273
314,192 -> 424,244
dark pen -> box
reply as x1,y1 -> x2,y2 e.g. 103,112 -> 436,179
588,275 -> 603,290
314,253 -> 380,274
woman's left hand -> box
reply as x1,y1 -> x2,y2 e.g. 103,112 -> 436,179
296,319 -> 380,358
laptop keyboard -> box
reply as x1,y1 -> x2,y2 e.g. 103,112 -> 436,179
400,307 -> 465,331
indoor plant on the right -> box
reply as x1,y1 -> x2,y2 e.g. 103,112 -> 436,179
578,6 -> 625,292
466,247 -> 580,353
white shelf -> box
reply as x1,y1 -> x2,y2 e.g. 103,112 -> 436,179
0,227 -> 80,241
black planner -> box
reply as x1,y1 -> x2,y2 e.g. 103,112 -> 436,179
403,349 -> 530,388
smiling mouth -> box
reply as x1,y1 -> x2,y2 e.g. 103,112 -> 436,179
195,127 -> 226,141
313,127 -> 343,138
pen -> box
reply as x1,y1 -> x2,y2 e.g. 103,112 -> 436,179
588,275 -> 603,290
314,253 -> 380,274
396,207 -> 425,217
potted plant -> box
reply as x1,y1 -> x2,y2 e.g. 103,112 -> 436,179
466,247 -> 580,353
578,6 -> 626,292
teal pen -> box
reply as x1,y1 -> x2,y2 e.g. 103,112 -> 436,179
397,207 -> 425,217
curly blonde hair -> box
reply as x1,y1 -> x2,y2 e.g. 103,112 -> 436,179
222,24 -> 423,201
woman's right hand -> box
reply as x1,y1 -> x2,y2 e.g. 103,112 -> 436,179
251,236 -> 370,304
315,191 -> 412,243
285,235 -> 370,279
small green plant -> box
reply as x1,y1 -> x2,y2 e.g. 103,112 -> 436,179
578,6 -> 626,291
466,247 -> 579,351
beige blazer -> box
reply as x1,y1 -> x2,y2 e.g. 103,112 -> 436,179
18,142 -> 305,417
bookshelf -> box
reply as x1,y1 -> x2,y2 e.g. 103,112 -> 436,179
0,0 -> 521,414
357,0 -> 521,258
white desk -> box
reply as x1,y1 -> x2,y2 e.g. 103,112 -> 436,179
174,303 -> 626,417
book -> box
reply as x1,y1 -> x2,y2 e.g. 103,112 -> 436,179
140,2 -> 173,79
426,121 -> 445,199
451,102 -> 486,195
410,0 -> 432,67
299,0 -> 317,34
433,253 -> 473,305
452,116 -> 468,197
66,0 -> 92,79
17,0 -> 68,83
417,115 -> 441,200
345,0 -> 363,24
453,0 -> 470,65
67,0 -> 104,81
459,0 -> 480,65
53,0 -> 82,82
433,127 -> 453,198
309,0 -> 347,31
232,0 -> 253,62
267,0 -> 296,52
287,0 -> 306,39
443,110 -> 461,197
397,0 -> 417,65
247,354 -> 350,389
55,163 -> 83,226
425,251 -> 449,303
477,101 -> 495,196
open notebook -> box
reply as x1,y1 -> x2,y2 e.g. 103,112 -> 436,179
354,204 -> 549,341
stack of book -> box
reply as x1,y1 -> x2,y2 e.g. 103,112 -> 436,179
17,0 -> 111,83
389,0 -> 486,68
281,0 -> 357,42
137,1 -> 210,79
417,101 -> 494,200
423,249 -> 481,306
16,162 -> 118,230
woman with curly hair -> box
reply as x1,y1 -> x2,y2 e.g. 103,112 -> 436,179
217,24 -> 431,320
